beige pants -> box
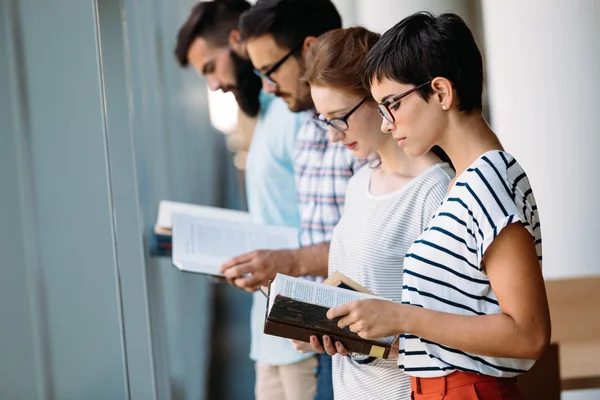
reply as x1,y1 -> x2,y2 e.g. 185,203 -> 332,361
255,356 -> 318,400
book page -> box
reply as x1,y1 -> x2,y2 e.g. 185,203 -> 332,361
271,274 -> 380,309
172,214 -> 298,276
156,200 -> 251,229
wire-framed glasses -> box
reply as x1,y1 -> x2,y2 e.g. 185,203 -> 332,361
313,98 -> 368,132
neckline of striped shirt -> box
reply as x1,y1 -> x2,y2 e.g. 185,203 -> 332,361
365,163 -> 450,201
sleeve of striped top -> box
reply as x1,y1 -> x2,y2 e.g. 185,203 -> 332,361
466,163 -> 538,267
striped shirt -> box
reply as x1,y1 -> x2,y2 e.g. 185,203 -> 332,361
400,150 -> 542,378
328,164 -> 453,400
295,112 -> 365,281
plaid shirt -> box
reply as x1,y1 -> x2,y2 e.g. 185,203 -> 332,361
294,111 -> 366,251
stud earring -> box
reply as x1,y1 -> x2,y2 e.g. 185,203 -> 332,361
442,105 -> 448,111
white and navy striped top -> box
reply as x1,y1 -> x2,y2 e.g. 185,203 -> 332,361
328,163 -> 453,400
400,150 -> 542,378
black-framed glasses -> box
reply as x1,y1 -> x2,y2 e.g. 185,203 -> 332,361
313,98 -> 368,132
378,81 -> 432,123
253,42 -> 303,87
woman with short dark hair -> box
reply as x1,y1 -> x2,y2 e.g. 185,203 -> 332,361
329,12 -> 550,400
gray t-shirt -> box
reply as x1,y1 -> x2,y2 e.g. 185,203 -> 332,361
328,163 -> 453,400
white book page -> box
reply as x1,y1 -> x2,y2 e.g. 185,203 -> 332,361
172,214 -> 298,277
156,200 -> 251,229
270,274 -> 380,309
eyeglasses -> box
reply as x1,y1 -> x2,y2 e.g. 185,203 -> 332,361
377,81 -> 432,123
253,42 -> 303,87
313,98 -> 368,132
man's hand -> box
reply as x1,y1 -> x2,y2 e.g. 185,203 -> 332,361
327,299 -> 404,340
218,249 -> 297,292
308,335 -> 350,357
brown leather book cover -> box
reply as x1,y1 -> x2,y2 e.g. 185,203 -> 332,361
264,318 -> 391,358
264,288 -> 393,358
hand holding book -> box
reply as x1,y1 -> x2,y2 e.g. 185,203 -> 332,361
327,298 -> 405,341
265,273 -> 399,358
311,335 -> 352,356
289,335 -> 351,356
219,249 -> 297,292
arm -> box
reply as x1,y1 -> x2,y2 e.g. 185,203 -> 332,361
218,242 -> 330,292
330,223 -> 551,360
295,241 -> 330,276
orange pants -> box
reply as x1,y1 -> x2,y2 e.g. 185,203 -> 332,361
411,371 -> 524,400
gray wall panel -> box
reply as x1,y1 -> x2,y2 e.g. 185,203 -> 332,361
14,1 -> 127,398
0,0 -> 129,398
0,2 -> 41,397
96,0 -> 158,398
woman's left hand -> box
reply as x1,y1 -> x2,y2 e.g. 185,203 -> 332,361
327,299 -> 405,339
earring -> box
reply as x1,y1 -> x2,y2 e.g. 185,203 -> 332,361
442,105 -> 448,111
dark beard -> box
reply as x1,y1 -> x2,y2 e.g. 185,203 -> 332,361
230,50 -> 262,117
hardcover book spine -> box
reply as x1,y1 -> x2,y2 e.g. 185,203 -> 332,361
264,319 -> 390,359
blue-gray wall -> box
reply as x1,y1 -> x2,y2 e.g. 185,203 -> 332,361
0,0 -> 131,398
0,0 -> 241,398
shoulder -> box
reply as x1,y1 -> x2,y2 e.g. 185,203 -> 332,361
458,151 -> 536,206
262,96 -> 296,123
426,163 -> 454,188
452,151 -> 540,236
456,151 -> 541,261
295,111 -> 321,140
347,165 -> 370,190
404,164 -> 451,222
259,98 -> 304,142
339,167 -> 369,208
416,163 -> 454,199
258,90 -> 275,113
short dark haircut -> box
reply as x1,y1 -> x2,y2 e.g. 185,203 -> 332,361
175,0 -> 251,67
239,0 -> 342,51
363,12 -> 483,113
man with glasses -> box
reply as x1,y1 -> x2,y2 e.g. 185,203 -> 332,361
175,2 -> 312,398
219,0 -> 365,399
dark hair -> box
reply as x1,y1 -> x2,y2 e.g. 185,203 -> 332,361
304,27 -> 380,98
239,0 -> 342,51
175,0 -> 251,67
363,11 -> 483,113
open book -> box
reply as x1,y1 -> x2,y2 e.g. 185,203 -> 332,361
151,200 -> 252,257
159,201 -> 298,276
264,273 -> 398,358
154,200 -> 252,235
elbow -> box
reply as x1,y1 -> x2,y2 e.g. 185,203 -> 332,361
528,334 -> 551,360
524,324 -> 552,360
